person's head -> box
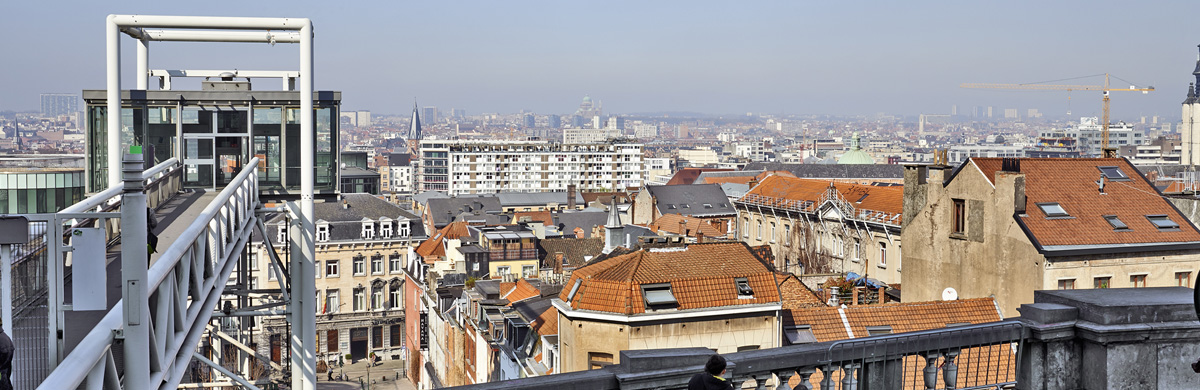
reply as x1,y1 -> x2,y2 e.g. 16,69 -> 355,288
705,354 -> 727,376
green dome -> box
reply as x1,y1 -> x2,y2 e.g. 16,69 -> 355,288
837,133 -> 874,164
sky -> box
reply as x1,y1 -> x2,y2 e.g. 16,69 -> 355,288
3,1 -> 1199,119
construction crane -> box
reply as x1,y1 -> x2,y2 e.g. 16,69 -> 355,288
961,73 -> 1153,157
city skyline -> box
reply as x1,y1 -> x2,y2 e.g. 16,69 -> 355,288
3,1 -> 1197,118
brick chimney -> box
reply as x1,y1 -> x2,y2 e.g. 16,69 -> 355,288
567,183 -> 577,209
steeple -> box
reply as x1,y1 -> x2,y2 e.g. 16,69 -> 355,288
408,101 -> 422,141
1194,44 -> 1200,87
603,195 -> 623,254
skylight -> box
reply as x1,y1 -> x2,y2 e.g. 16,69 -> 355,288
735,277 -> 754,297
1146,215 -> 1180,230
1037,203 -> 1069,218
642,283 -> 678,309
1104,215 -> 1129,231
567,278 -> 583,302
856,193 -> 869,203
1098,166 -> 1129,181
866,325 -> 893,336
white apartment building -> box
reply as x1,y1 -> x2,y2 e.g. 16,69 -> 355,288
419,139 -> 645,195
563,128 -> 621,144
734,141 -> 766,162
677,148 -> 720,166
389,164 -> 413,193
633,123 -> 658,139
1064,117 -> 1143,156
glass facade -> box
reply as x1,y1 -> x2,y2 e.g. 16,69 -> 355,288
0,171 -> 85,214
84,90 -> 340,195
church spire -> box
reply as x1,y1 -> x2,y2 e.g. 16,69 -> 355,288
603,195 -> 624,254
408,101 -> 422,141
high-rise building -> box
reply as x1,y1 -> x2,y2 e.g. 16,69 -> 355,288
570,115 -> 584,128
547,114 -> 561,129
418,139 -> 645,194
591,116 -> 601,129
422,106 -> 438,125
523,114 -> 535,129
41,93 -> 79,117
450,108 -> 466,119
563,128 -> 621,144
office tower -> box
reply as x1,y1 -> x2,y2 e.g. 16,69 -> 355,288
592,116 -> 601,129
571,115 -> 584,128
422,107 -> 438,125
523,114 -> 535,129
41,93 -> 80,117
547,114 -> 561,129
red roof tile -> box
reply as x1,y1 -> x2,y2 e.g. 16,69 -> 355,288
532,306 -> 558,337
415,221 -> 473,260
741,175 -> 904,223
968,158 -> 1200,247
503,279 -> 541,306
648,213 -> 725,237
560,242 -> 781,315
512,211 -> 554,225
666,168 -> 734,186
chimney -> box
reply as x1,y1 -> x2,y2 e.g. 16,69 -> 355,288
342,199 -> 349,209
554,253 -> 564,275
567,183 -> 577,209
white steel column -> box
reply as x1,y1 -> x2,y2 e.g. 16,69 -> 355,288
106,15 -> 122,190
120,152 -> 150,390
291,20 -> 317,390
136,37 -> 149,90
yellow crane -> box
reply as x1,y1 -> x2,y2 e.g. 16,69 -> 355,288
961,73 -> 1153,157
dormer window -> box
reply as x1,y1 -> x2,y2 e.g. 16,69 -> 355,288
380,218 -> 393,238
1037,203 -> 1069,218
1104,215 -> 1129,231
316,221 -> 330,242
735,277 -> 754,297
866,325 -> 893,336
398,221 -> 410,237
641,283 -> 678,310
361,219 -> 375,239
1097,166 -> 1130,181
1147,215 -> 1180,230
276,224 -> 288,244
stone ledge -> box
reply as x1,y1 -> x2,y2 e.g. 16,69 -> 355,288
1033,287 -> 1197,325
1018,302 -> 1078,324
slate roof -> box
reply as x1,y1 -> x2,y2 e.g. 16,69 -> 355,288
496,192 -> 584,207
413,191 -> 450,207
649,214 -> 725,237
665,168 -> 735,185
695,170 -> 795,186
266,193 -> 424,241
539,237 -> 604,269
559,242 -> 781,315
581,191 -> 631,205
744,162 -> 904,179
966,158 -> 1200,249
646,184 -> 737,217
552,211 -> 608,238
741,175 -> 904,223
426,196 -> 502,227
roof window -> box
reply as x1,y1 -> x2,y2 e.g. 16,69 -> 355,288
1104,215 -> 1129,231
566,278 -> 583,302
1097,166 -> 1130,181
641,283 -> 678,310
735,277 -> 754,297
1037,203 -> 1069,218
856,194 -> 869,203
785,325 -> 817,345
1146,215 -> 1180,230
866,325 -> 893,336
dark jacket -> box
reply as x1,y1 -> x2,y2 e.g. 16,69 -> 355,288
0,329 -> 13,390
688,373 -> 733,390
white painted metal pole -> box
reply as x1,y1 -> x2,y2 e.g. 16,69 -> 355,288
141,30 -> 302,43
136,37 -> 149,90
110,15 -> 306,30
1,245 -> 12,337
120,152 -> 150,390
106,15 -> 122,190
296,19 -> 317,390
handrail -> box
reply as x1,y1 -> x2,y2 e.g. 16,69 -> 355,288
142,157 -> 179,181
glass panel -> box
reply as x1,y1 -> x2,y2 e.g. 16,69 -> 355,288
254,108 -> 282,124
315,107 -> 335,189
216,109 -> 248,133
0,190 -> 8,214
182,108 -> 212,133
89,106 -> 108,190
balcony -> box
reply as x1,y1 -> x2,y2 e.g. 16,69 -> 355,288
443,287 -> 1200,389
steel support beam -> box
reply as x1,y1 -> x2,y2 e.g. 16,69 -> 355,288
193,352 -> 262,390
120,152 -> 150,390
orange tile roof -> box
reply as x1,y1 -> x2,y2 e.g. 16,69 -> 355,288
512,211 -> 554,225
531,306 -> 558,337
559,242 -> 781,315
503,279 -> 541,306
741,175 -> 904,223
777,273 -> 827,328
697,170 -> 796,186
648,213 -> 725,237
415,221 -> 473,260
968,158 -> 1200,247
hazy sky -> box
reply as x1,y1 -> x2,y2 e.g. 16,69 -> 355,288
4,1 -> 1199,118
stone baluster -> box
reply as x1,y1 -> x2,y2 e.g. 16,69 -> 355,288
773,370 -> 796,390
942,349 -> 960,390
840,363 -> 858,390
751,373 -> 772,390
922,352 -> 941,390
818,365 -> 836,390
793,367 -> 815,390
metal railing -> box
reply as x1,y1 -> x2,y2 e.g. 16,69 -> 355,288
444,320 -> 1025,390
37,157 -> 259,390
738,192 -> 901,226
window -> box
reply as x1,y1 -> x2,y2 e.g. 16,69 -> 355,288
1177,272 -> 1191,287
735,277 -> 754,297
879,242 -> 888,267
1037,203 -> 1069,218
1104,215 -> 1129,231
389,253 -> 402,274
391,325 -> 402,348
326,260 -> 340,277
268,266 -> 277,281
1130,274 -> 1147,288
743,219 -> 750,238
316,223 -> 329,242
390,284 -> 403,309
353,255 -> 366,275
1094,276 -> 1111,289
373,326 -> 383,348
1146,215 -> 1180,230
371,254 -> 384,275
497,266 -> 511,277
784,325 -> 817,345
326,330 -> 339,353
398,222 -> 410,237
325,289 -> 339,314
1097,166 -> 1129,181
277,224 -> 288,244
854,241 -> 861,261
769,222 -> 776,243
361,220 -> 375,239
737,345 -> 761,352
756,220 -> 763,240
784,225 -> 792,246
353,287 -> 366,311
372,286 -> 384,310
1057,279 -> 1075,290
381,221 -> 393,238
588,352 -> 614,370
952,199 -> 966,234
642,283 -> 678,310
866,325 -> 893,336
522,265 -> 536,278
567,278 -> 583,301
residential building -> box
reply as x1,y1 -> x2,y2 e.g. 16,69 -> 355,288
554,242 -> 784,372
743,162 -> 905,186
631,184 -> 737,233
736,175 -> 903,281
903,158 -> 1200,316
254,194 -> 426,366
562,128 -> 621,144
418,140 -> 645,195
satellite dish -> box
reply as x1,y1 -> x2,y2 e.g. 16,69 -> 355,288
942,287 -> 959,301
